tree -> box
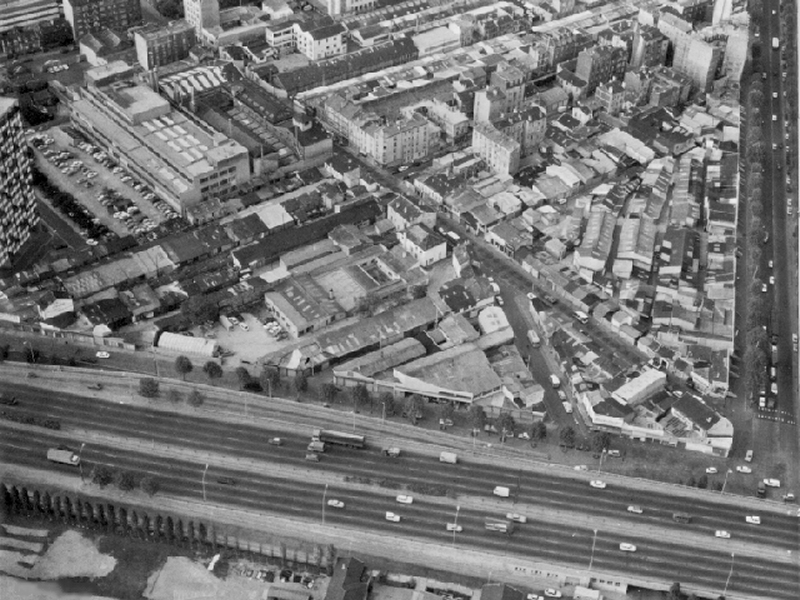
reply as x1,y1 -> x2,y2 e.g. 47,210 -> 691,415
294,371 -> 308,395
591,432 -> 611,454
115,471 -> 136,492
352,384 -> 370,410
404,394 -> 424,423
181,296 -> 218,324
497,413 -> 516,438
668,582 -> 682,600
321,383 -> 338,404
174,356 -> 193,380
380,392 -> 396,417
167,389 -> 182,405
188,389 -> 204,408
559,425 -> 576,448
91,465 -> 114,487
530,421 -> 547,442
0,344 -> 9,361
697,474 -> 708,489
258,367 -> 276,396
139,377 -> 160,398
155,0 -> 184,19
469,405 -> 487,431
203,361 -> 223,384
234,366 -> 251,390
140,476 -> 159,496
439,402 -> 455,422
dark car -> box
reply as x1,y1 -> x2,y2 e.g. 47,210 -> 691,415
217,477 -> 237,485
0,394 -> 19,406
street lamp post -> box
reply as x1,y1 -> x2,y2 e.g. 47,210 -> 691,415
588,529 -> 598,572
452,505 -> 460,548
721,469 -> 733,494
322,483 -> 328,525
78,443 -> 86,483
202,463 -> 209,502
723,553 -> 735,596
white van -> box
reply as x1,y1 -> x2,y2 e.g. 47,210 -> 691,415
574,311 -> 589,324
549,374 -> 561,389
493,486 -> 510,497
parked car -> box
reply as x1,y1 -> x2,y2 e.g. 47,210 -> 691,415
543,590 -> 562,599
736,465 -> 752,474
95,351 -> 110,359
706,467 -> 718,474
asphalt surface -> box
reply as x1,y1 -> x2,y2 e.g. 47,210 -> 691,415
1,380 -> 799,599
750,1 -> 800,483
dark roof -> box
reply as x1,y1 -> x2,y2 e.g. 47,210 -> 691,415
481,583 -> 524,600
324,558 -> 368,600
672,395 -> 720,431
81,297 -> 131,327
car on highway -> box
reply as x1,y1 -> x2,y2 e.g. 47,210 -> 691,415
217,477 -> 236,485
268,437 -> 283,446
327,499 -> 344,509
574,465 -> 588,471
745,449 -> 753,462
715,530 -> 731,539
589,480 -> 606,489
706,467 -> 718,474
745,515 -> 761,525
543,590 -> 562,599
736,465 -> 752,474
396,495 -> 414,504
627,505 -> 643,514
86,383 -> 104,391
95,351 -> 110,359
764,478 -> 781,488
619,543 -> 637,552
773,91 -> 778,99
446,523 -> 463,532
768,259 -> 774,268
385,511 -> 401,522
769,275 -> 775,285
506,513 -> 527,523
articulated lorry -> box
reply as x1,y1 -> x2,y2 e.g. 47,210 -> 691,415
47,448 -> 80,466
311,429 -> 365,449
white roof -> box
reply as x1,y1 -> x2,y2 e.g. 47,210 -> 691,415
157,332 -> 218,357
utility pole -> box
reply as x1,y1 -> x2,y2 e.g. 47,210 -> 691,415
588,529 -> 598,572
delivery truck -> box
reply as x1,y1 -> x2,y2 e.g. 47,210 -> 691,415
47,448 -> 80,466
493,486 -> 510,497
439,451 -> 458,464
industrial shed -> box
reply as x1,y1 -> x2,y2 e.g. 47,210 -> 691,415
156,332 -> 218,358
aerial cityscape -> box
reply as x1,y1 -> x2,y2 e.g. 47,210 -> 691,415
0,0 -> 797,599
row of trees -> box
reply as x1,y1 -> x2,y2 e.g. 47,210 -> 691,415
1,482 -> 339,573
139,377 -> 205,408
88,465 -> 160,495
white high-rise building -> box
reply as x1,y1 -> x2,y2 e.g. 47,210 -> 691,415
183,0 -> 220,35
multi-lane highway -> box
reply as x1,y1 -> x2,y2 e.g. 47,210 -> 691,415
1,380 -> 798,598
751,0 -> 799,471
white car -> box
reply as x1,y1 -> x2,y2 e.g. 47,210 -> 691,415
396,495 -> 414,504
627,505 -> 643,514
96,351 -> 110,359
385,511 -> 401,522
543,590 -> 562,599
769,275 -> 775,285
706,467 -> 718,474
590,480 -> 606,489
762,283 -> 768,293
619,543 -> 637,552
526,595 -> 544,600
715,530 -> 731,539
745,515 -> 761,525
574,465 -> 588,471
327,499 -> 344,509
768,259 -> 774,268
764,478 -> 781,488
506,513 -> 527,523
446,523 -> 463,532
527,292 -> 536,301
736,465 -> 752,474
239,322 -> 250,332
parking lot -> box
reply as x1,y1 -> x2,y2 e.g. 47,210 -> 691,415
30,126 -> 182,244
190,311 -> 292,367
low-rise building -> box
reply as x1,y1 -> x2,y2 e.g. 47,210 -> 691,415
411,26 -> 461,57
397,224 -> 446,268
295,21 -> 346,61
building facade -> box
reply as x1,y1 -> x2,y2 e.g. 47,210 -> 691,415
295,22 -> 346,61
326,0 -> 375,17
0,0 -> 61,33
133,21 -> 196,70
575,45 -> 627,95
183,0 -> 220,36
63,0 -> 142,41
472,123 -> 520,176
71,80 -> 249,212
0,98 -> 39,267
